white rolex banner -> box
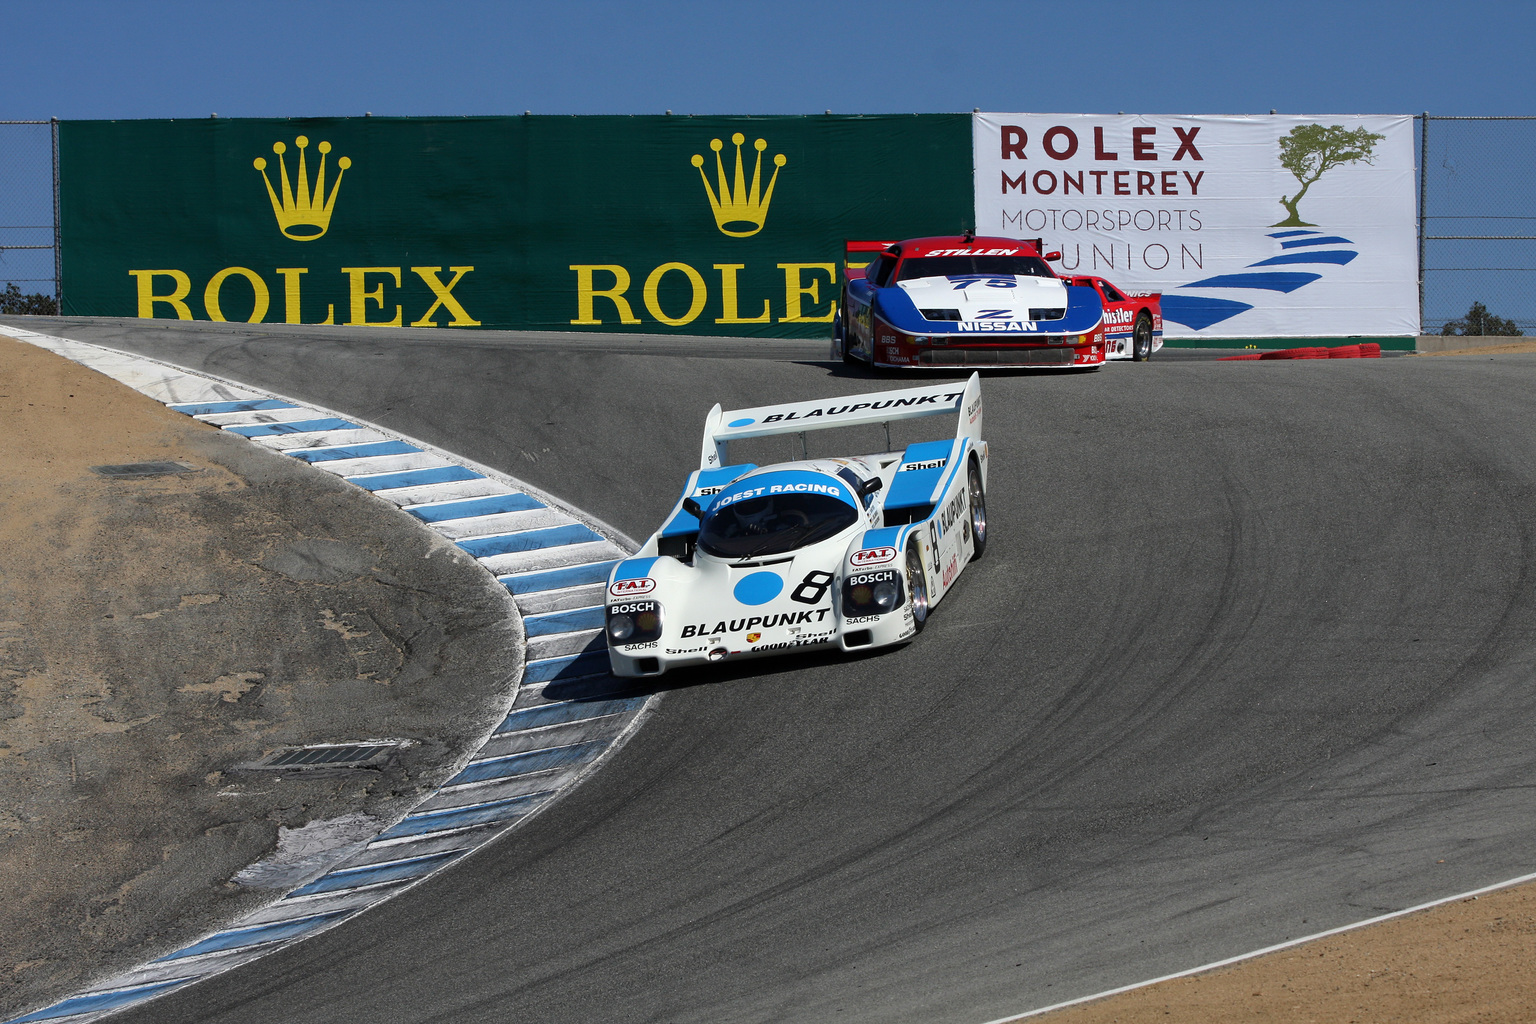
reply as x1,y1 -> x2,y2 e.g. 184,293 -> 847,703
972,114 -> 1417,338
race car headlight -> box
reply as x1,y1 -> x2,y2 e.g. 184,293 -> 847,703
606,600 -> 663,646
843,569 -> 903,616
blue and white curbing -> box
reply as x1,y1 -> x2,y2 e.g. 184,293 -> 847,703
1,327 -> 647,1024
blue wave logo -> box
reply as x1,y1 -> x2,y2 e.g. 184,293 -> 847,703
1160,229 -> 1360,331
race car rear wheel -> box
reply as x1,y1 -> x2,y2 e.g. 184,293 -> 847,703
1132,312 -> 1153,361
967,458 -> 987,561
905,540 -> 929,633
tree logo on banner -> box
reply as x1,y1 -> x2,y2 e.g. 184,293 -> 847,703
253,136 -> 352,241
1275,124 -> 1384,227
690,133 -> 787,237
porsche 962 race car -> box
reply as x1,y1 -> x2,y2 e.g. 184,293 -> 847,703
605,375 -> 989,677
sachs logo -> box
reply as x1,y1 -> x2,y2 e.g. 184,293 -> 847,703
609,578 -> 657,597
851,546 -> 896,566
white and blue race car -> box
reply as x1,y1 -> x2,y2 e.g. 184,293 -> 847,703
605,375 -> 988,677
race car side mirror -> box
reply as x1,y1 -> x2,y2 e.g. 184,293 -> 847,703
683,497 -> 704,519
1044,251 -> 1062,261
858,477 -> 883,497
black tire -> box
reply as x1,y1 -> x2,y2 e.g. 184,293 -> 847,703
967,458 -> 987,561
1131,312 -> 1153,361
833,307 -> 861,366
905,540 -> 929,633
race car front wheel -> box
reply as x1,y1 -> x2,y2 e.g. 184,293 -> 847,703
836,309 -> 862,366
967,458 -> 987,561
905,541 -> 929,633
1132,312 -> 1153,361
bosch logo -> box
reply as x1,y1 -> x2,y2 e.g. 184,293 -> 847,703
609,578 -> 656,597
851,546 -> 896,566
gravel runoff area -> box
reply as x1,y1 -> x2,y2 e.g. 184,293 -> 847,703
1411,339 -> 1536,357
0,333 -> 523,1020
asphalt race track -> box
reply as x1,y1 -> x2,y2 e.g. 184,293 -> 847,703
29,318 -> 1536,1024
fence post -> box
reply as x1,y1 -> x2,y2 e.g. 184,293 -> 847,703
51,117 -> 61,310
1417,112 -> 1428,337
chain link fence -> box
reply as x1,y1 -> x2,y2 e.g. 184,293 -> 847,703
0,119 -> 59,313
1419,115 -> 1536,336
3,117 -> 1532,332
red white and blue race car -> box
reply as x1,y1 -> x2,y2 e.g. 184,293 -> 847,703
1062,275 -> 1164,361
605,376 -> 988,678
832,235 -> 1108,370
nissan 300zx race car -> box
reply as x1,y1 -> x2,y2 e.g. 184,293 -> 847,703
832,235 -> 1107,370
605,375 -> 988,678
1063,275 -> 1164,361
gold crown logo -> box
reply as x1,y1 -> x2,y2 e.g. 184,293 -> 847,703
253,136 -> 351,241
691,133 -> 786,238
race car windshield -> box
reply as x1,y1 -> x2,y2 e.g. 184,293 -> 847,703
698,493 -> 858,559
897,255 -> 1055,281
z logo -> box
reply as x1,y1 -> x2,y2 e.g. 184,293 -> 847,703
974,309 -> 1010,319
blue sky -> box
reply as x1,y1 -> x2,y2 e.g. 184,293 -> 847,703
2,0 -> 1532,120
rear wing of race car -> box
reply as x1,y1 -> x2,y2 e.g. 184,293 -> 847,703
841,240 -> 898,282
843,237 -> 1057,281
698,372 -> 983,470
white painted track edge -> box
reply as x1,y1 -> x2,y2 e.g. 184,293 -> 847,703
0,326 -> 639,553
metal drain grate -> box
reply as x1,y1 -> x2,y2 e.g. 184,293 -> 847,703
92,460 -> 200,478
248,742 -> 397,771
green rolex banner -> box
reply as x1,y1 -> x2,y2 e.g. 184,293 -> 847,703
59,115 -> 973,337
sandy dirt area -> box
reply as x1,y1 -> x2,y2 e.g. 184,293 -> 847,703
0,334 -> 522,1018
1412,340 -> 1536,357
1038,880 -> 1536,1023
